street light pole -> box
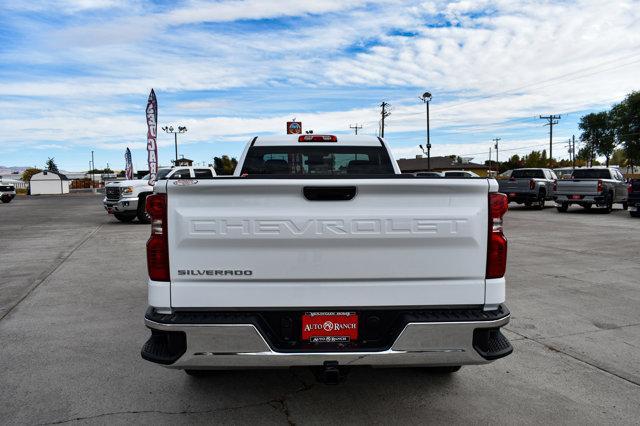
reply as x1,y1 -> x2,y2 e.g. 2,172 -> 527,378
91,150 -> 95,190
419,92 -> 432,171
162,125 -> 188,164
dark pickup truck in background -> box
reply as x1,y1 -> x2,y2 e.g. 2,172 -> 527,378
628,179 -> 640,218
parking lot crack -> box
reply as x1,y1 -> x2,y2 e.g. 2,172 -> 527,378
506,328 -> 640,387
0,224 -> 103,322
41,400 -> 282,425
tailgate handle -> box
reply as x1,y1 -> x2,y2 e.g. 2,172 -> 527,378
303,186 -> 357,201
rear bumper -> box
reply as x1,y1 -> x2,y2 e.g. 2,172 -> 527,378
555,194 -> 604,205
142,305 -> 512,369
628,196 -> 640,211
505,192 -> 538,203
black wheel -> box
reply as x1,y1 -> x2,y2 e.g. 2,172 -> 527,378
185,369 -> 209,377
630,211 -> 640,218
1,194 -> 12,203
557,203 -> 568,212
114,212 -> 135,222
535,191 -> 546,210
524,201 -> 531,207
622,202 -> 628,210
604,193 -> 613,213
137,194 -> 151,224
424,366 -> 462,374
583,203 -> 592,211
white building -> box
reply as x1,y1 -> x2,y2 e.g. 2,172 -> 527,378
30,170 -> 70,195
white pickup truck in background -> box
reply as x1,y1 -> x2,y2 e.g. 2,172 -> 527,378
141,135 -> 512,383
104,166 -> 216,223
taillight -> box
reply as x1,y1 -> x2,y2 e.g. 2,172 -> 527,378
529,179 -> 535,190
628,183 -> 634,193
146,194 -> 169,281
553,179 -> 557,192
597,180 -> 603,193
298,135 -> 338,142
487,193 -> 508,279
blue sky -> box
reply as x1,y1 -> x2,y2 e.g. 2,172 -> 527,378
1,0 -> 639,172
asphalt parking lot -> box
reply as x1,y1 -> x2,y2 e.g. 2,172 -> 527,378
1,194 -> 639,424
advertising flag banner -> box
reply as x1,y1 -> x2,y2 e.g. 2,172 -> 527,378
124,147 -> 133,180
146,89 -> 158,184
287,121 -> 302,134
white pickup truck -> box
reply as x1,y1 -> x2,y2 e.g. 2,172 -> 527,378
0,182 -> 16,203
141,135 -> 512,382
104,166 -> 216,223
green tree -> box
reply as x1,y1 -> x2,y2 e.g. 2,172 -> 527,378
46,157 -> 59,173
610,148 -> 627,167
611,91 -> 640,168
88,168 -> 114,174
213,155 -> 238,175
21,167 -> 42,182
579,111 -> 616,166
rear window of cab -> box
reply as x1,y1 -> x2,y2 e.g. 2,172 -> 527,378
241,146 -> 395,176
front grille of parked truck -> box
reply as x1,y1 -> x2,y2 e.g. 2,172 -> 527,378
106,187 -> 121,201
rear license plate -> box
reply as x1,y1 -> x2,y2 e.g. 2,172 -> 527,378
570,195 -> 582,200
301,312 -> 358,343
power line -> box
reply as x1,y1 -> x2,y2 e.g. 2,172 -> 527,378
392,50 -> 640,118
456,139 -> 571,158
539,115 -> 561,165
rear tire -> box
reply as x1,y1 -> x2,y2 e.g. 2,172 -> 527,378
622,202 -> 628,210
137,194 -> 151,224
557,203 -> 568,212
630,211 -> 640,218
0,194 -> 11,203
114,212 -> 135,222
535,191 -> 546,210
583,203 -> 592,211
604,193 -> 613,213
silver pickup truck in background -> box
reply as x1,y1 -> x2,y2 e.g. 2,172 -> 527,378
497,168 -> 557,209
555,167 -> 628,213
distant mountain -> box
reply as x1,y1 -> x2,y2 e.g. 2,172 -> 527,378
0,166 -> 28,176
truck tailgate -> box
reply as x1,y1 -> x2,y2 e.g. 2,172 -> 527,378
556,180 -> 598,195
166,178 -> 491,308
498,179 -> 529,193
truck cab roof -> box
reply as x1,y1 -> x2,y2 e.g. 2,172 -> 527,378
252,134 -> 384,147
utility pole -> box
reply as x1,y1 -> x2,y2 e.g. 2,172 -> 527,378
162,125 -> 188,164
380,102 -> 391,138
489,147 -> 492,173
349,124 -> 363,135
572,135 -> 576,170
492,138 -> 501,170
539,114 -> 561,166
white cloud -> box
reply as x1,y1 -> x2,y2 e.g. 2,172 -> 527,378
1,0 -> 639,169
